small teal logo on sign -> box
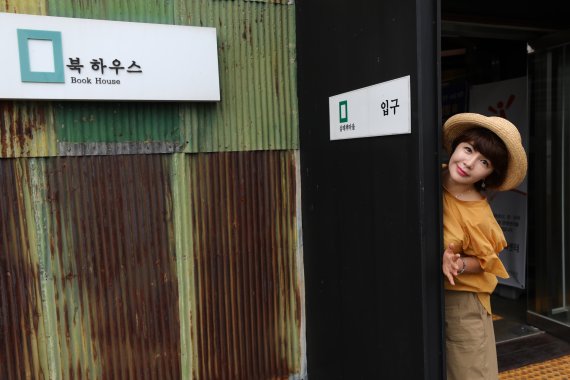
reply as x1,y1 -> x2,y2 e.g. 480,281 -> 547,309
339,100 -> 348,123
17,29 -> 64,83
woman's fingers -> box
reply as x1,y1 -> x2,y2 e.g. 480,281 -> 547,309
443,250 -> 462,285
444,268 -> 455,285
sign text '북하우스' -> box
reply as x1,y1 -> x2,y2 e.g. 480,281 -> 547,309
0,12 -> 220,101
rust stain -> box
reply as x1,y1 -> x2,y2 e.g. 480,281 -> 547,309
0,160 -> 42,380
190,151 -> 300,379
0,101 -> 50,158
0,102 -> 13,157
0,151 -> 302,378
45,155 -> 181,379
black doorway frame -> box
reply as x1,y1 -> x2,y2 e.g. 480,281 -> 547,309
296,0 -> 444,378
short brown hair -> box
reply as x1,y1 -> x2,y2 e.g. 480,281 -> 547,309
451,127 -> 509,190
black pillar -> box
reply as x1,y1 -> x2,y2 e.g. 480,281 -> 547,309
296,0 -> 444,378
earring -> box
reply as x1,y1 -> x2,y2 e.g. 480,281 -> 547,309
481,180 -> 486,190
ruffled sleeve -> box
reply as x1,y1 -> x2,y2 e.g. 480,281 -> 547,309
462,221 -> 509,279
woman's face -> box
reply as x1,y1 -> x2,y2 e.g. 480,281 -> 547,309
448,141 -> 494,186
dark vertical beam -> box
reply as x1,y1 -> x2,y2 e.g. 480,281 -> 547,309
296,0 -> 443,378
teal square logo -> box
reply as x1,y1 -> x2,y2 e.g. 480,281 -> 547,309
339,100 -> 348,123
17,29 -> 64,83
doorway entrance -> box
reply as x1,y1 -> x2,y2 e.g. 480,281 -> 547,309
442,0 -> 570,373
527,32 -> 570,342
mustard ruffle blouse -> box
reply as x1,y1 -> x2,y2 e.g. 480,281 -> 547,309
443,188 -> 509,314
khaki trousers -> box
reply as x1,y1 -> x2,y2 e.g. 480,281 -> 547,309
445,290 -> 498,380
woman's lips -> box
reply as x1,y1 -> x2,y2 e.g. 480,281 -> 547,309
456,166 -> 468,177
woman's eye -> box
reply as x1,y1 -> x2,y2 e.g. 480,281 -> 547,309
481,160 -> 489,167
464,147 -> 472,153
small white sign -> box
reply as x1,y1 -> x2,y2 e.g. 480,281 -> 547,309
0,12 -> 220,101
329,75 -> 411,140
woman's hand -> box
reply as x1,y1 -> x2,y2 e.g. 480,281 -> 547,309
442,243 -> 461,285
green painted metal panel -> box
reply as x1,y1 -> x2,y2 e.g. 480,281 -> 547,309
55,102 -> 183,156
45,0 -> 298,153
177,0 -> 298,152
1,1 -> 297,155
44,0 -> 182,154
171,153 -> 199,380
28,158 -> 65,380
45,0 -> 175,23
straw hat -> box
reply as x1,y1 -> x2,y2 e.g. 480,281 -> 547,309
443,113 -> 527,191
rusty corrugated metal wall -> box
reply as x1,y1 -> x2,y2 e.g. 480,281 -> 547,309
0,1 -> 304,379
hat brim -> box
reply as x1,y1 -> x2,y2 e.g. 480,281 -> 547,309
443,113 -> 527,191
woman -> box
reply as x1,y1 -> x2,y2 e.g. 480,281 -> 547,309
441,113 -> 527,380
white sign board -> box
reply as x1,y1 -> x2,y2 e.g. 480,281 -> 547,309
0,13 -> 220,101
329,75 -> 411,140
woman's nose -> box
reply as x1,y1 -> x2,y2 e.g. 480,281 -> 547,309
464,156 -> 476,167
